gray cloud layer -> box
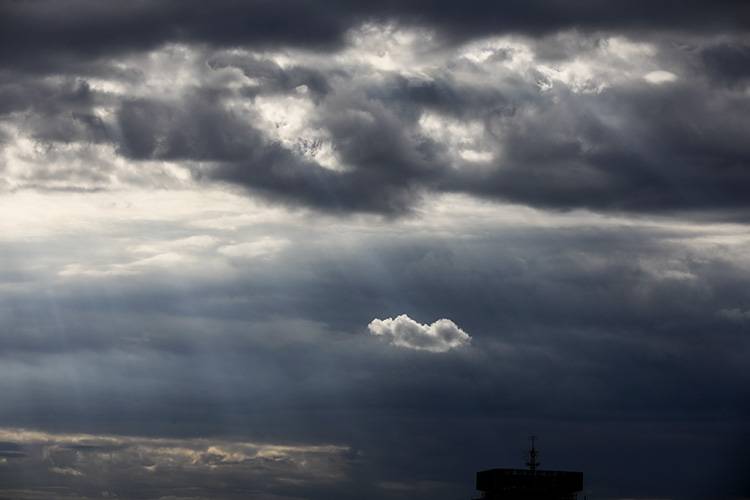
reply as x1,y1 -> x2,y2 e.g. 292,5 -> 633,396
2,1 -> 749,67
1,205 -> 748,498
1,3 -> 749,218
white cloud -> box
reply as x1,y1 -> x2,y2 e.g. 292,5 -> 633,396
418,111 -> 495,164
368,314 -> 471,352
252,94 -> 341,171
644,70 -> 677,84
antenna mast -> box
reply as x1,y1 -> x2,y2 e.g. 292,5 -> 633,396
526,435 -> 540,472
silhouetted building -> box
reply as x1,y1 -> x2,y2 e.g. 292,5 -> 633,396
475,437 -> 583,500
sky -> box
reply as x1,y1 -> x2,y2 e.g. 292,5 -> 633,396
1,1 -> 749,499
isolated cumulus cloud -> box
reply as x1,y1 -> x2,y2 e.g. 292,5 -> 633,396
368,314 -> 470,352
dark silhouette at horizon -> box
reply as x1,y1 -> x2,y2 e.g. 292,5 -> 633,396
474,437 -> 583,500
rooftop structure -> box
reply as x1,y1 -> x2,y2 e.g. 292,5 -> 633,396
474,437 -> 583,500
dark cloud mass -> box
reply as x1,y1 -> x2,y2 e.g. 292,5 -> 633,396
0,217 -> 749,499
701,41 -> 750,85
5,4 -> 750,215
2,1 -> 749,216
1,1 -> 750,499
1,1 -> 749,68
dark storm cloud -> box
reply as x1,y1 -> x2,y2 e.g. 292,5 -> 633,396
1,1 -> 749,217
0,0 -> 349,74
2,0 -> 749,73
1,219 -> 749,498
109,88 -> 448,214
0,77 -> 108,145
100,60 -> 750,218
364,74 -> 515,120
116,94 -> 256,161
701,41 -> 750,85
449,80 -> 750,216
0,77 -> 93,117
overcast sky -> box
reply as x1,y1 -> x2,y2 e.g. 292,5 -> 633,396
1,1 -> 749,499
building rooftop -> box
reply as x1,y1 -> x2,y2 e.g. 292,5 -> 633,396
474,437 -> 583,500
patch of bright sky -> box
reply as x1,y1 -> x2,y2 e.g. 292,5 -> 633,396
535,36 -> 665,93
0,126 -> 192,191
0,187 -> 749,297
2,187 -> 749,246
252,92 -> 342,170
418,112 -> 495,163
455,32 -> 668,93
458,35 -> 535,68
339,22 -> 440,77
